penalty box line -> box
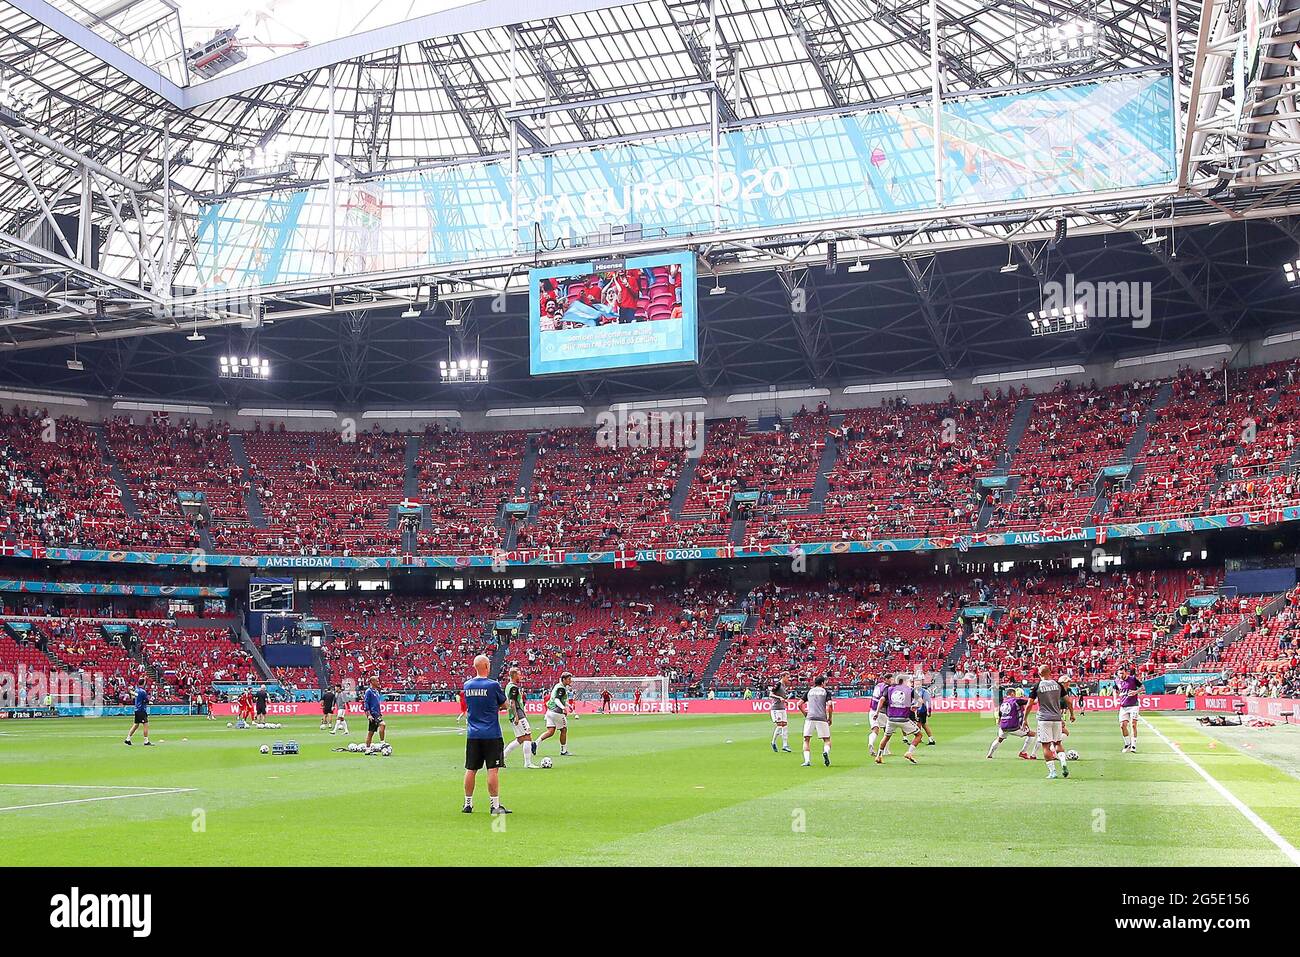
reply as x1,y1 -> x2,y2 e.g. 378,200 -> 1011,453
0,783 -> 197,812
1140,716 -> 1300,866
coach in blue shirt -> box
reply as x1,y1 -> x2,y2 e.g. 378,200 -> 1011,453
462,654 -> 510,815
124,683 -> 152,746
363,676 -> 386,751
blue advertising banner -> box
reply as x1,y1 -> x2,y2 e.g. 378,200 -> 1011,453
0,580 -> 228,598
0,504 -> 1290,572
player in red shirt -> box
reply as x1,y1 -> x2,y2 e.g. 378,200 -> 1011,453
237,690 -> 254,725
456,689 -> 467,728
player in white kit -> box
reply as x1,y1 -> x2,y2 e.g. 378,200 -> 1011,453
769,673 -> 792,753
798,676 -> 834,767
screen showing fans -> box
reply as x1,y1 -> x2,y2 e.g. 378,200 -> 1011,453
529,251 -> 697,375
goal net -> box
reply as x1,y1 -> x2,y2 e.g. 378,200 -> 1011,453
570,676 -> 671,714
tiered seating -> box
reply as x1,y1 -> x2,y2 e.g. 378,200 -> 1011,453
216,427 -> 407,555
316,592 -> 509,691
987,381 -> 1155,531
681,414 -> 826,525
1107,361 -> 1300,522
508,581 -> 733,687
416,426 -> 525,554
40,619 -> 143,686
0,626 -> 57,676
272,666 -> 319,689
956,568 -> 1219,681
134,622 -> 253,697
0,409 -> 137,549
751,396 -> 1015,545
104,418 -> 248,528
1214,590 -> 1298,678
714,578 -> 959,687
519,424 -> 684,551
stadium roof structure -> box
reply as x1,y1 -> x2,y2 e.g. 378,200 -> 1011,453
1,0 -> 1300,407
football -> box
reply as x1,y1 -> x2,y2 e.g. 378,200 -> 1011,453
259,745 -> 269,755
540,757 -> 553,768
1065,749 -> 1080,761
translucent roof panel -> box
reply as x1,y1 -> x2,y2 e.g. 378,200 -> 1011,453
174,0 -> 475,77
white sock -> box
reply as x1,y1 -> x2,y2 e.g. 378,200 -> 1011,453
490,795 -> 501,809
504,740 -> 519,761
772,727 -> 780,745
781,728 -> 789,747
822,742 -> 831,756
988,735 -> 1003,755
802,748 -> 810,763
868,730 -> 878,753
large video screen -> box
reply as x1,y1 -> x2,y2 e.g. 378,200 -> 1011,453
529,252 -> 697,376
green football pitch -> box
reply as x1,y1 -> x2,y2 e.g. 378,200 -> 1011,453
2,710 -> 1298,866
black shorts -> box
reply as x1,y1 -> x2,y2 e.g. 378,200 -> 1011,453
465,736 -> 505,771
323,703 -> 334,715
133,709 -> 148,725
256,707 -> 267,718
917,708 -> 929,724
368,717 -> 384,734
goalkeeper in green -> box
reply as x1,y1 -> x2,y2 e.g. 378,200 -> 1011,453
502,666 -> 539,768
533,671 -> 575,757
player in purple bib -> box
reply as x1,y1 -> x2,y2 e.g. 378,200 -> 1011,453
867,676 -> 891,757
1116,667 -> 1141,753
874,675 -> 924,765
987,688 -> 1037,760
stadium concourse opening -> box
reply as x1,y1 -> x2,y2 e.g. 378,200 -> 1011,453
0,0 -> 1298,925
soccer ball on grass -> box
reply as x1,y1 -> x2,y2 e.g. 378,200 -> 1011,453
540,756 -> 553,768
1064,749 -> 1080,761
259,745 -> 269,755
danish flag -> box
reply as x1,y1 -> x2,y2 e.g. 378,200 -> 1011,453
613,550 -> 638,570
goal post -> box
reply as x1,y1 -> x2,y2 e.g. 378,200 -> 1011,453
569,676 -> 671,714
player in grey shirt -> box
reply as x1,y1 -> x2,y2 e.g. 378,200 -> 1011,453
1029,664 -> 1076,779
798,677 -> 834,767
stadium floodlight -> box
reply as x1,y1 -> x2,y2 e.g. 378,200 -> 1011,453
708,281 -> 727,296
440,356 -> 488,383
848,260 -> 871,273
1284,258 -> 1300,285
1027,302 -> 1088,336
1142,231 -> 1167,246
1019,19 -> 1099,70
219,354 -> 271,379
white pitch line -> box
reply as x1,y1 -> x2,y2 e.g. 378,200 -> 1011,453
0,783 -> 190,790
1141,716 -> 1300,866
0,786 -> 195,812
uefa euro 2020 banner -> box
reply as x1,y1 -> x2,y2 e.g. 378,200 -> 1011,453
196,74 -> 1175,288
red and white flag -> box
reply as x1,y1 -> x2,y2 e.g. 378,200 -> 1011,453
613,550 -> 638,570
